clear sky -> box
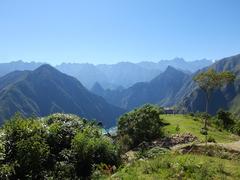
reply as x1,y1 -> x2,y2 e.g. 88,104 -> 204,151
0,0 -> 240,65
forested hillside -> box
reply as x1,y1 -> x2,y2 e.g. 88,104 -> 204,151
0,65 -> 124,127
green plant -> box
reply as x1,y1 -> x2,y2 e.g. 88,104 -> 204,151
117,104 -> 164,150
217,109 -> 235,129
194,69 -> 235,144
0,113 -> 120,179
175,124 -> 180,133
207,136 -> 216,143
71,127 -> 120,178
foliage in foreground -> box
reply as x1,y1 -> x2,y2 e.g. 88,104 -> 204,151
162,114 -> 239,143
117,104 -> 164,151
112,153 -> 240,180
0,113 -> 120,179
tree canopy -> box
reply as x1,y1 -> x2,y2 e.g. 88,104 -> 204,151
0,113 -> 120,179
194,69 -> 235,96
117,104 -> 164,150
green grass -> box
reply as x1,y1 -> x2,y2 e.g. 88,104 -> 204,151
111,153 -> 240,180
94,114 -> 240,179
162,114 -> 239,143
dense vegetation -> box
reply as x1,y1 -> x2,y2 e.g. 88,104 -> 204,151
117,104 -> 165,151
0,104 -> 240,179
0,113 -> 120,179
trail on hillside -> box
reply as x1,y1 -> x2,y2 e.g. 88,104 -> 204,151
171,140 -> 240,152
221,140 -> 240,151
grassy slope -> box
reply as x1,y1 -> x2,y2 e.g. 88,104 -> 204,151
98,114 -> 240,179
162,114 -> 239,143
112,154 -> 240,180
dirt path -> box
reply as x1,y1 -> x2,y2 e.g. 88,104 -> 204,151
221,141 -> 240,152
171,140 -> 240,152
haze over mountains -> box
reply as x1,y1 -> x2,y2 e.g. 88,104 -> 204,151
0,54 -> 239,127
0,65 -> 124,127
91,54 -> 240,117
57,58 -> 212,89
92,66 -> 190,110
0,58 -> 212,90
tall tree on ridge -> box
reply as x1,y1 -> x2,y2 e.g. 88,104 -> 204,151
194,69 -> 235,141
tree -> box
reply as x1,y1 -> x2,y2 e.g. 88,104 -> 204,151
3,114 -> 50,179
117,104 -> 164,150
193,69 -> 235,141
217,109 -> 235,129
1,113 -> 120,179
71,126 -> 119,178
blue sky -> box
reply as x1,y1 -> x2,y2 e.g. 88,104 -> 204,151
0,0 -> 240,65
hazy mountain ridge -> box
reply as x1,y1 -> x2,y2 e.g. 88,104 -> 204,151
93,66 -> 190,110
91,54 -> 240,116
0,60 -> 43,77
58,59 -> 212,89
0,59 -> 212,90
0,64 -> 124,127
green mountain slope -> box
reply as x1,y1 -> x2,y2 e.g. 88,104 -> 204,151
178,54 -> 240,115
0,65 -> 124,127
98,66 -> 190,110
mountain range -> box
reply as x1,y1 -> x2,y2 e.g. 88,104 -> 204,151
0,65 -> 124,127
91,54 -> 240,116
0,58 -> 212,90
92,66 -> 190,110
57,58 -> 212,89
178,54 -> 240,115
0,55 -> 239,127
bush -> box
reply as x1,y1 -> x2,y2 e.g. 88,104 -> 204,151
175,124 -> 180,133
216,109 -> 235,129
0,113 -> 120,179
71,127 -> 120,177
117,104 -> 164,150
232,121 -> 240,135
3,114 -> 49,179
207,136 -> 216,143
200,128 -> 208,135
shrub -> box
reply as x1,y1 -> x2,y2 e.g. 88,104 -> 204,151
117,104 -> 164,150
232,121 -> 240,135
175,124 -> 180,133
200,128 -> 208,135
216,109 -> 235,129
71,126 -> 120,177
0,113 -> 120,179
3,114 -> 50,179
207,136 -> 216,143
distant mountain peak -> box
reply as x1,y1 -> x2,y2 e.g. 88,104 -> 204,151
92,82 -> 104,90
91,82 -> 105,96
164,66 -> 180,74
172,57 -> 185,62
37,64 -> 54,70
34,64 -> 59,73
165,65 -> 177,71
0,65 -> 124,127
